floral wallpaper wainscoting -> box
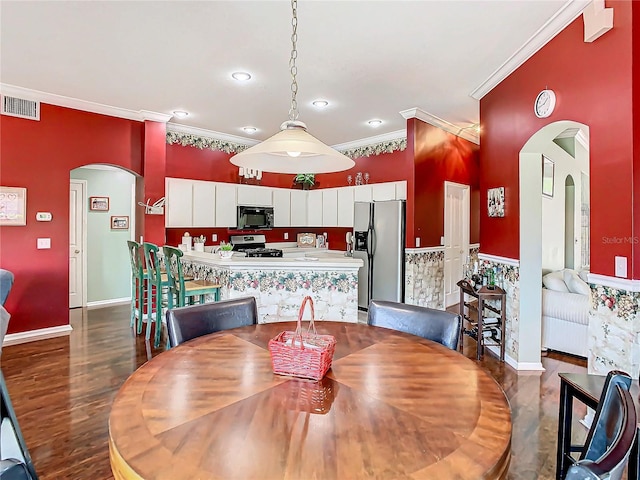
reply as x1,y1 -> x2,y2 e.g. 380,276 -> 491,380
405,248 -> 444,309
588,282 -> 640,377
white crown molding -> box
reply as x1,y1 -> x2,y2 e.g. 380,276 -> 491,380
3,324 -> 73,346
587,273 -> 640,292
166,122 -> 259,147
332,129 -> 406,151
0,83 -> 170,123
575,128 -> 590,150
470,0 -> 589,100
139,110 -> 172,123
469,243 -> 480,249
400,107 -> 479,145
478,253 -> 520,267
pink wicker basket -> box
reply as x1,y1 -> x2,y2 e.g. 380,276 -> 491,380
268,296 -> 336,381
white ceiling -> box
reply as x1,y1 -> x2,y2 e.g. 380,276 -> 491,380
0,1 -> 588,147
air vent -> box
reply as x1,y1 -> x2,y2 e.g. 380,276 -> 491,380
1,95 -> 40,121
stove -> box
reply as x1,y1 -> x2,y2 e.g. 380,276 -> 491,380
229,235 -> 283,258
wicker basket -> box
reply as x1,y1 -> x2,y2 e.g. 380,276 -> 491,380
268,296 -> 336,381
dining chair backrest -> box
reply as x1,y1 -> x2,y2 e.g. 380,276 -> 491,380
0,372 -> 38,479
565,370 -> 636,480
367,300 -> 462,350
0,270 -> 14,307
142,243 -> 163,287
162,246 -> 185,300
127,241 -> 144,279
166,297 -> 258,347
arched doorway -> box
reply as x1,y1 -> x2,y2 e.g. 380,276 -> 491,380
518,121 -> 589,367
70,165 -> 140,308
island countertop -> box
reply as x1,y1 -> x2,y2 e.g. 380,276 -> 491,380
177,250 -> 363,324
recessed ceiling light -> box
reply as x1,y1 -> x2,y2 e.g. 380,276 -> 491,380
232,72 -> 252,81
172,110 -> 189,118
312,100 -> 329,108
243,126 -> 257,134
368,119 -> 383,127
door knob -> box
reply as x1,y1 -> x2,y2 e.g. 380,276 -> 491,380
75,249 -> 80,254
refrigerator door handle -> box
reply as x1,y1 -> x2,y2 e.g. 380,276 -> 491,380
368,227 -> 376,257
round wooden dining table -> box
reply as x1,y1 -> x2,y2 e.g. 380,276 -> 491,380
109,322 -> 512,480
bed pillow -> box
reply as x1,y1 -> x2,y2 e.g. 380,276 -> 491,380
565,270 -> 591,296
542,271 -> 570,292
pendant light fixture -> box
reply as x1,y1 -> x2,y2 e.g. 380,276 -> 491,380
231,0 -> 355,174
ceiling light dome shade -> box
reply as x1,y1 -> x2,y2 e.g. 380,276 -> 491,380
231,121 -> 355,174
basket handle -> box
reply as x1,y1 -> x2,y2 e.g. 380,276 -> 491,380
293,296 -> 317,348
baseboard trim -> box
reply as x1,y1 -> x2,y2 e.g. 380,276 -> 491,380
486,345 -> 545,371
86,297 -> 130,309
3,325 -> 73,346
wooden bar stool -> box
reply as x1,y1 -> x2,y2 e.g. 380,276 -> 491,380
142,242 -> 171,346
126,240 -> 148,334
163,246 -> 221,308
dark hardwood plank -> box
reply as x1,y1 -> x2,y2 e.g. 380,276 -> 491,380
1,304 -> 588,479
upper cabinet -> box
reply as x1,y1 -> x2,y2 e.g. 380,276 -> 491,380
165,179 -> 406,229
273,189 -> 291,227
237,185 -> 273,207
214,183 -> 237,227
166,178 -> 196,228
192,180 -> 216,227
290,190 -> 308,226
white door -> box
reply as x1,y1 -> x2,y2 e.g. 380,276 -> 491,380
69,180 -> 87,308
444,182 -> 470,308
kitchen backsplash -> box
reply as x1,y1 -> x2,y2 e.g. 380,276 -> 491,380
166,227 -> 353,250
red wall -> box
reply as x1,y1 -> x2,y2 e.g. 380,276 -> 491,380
633,4 -> 640,277
480,0 -> 635,277
0,104 -> 144,333
412,119 -> 480,247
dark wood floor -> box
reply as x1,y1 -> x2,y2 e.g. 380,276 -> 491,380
1,304 -> 588,479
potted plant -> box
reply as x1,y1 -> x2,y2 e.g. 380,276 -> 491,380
218,242 -> 234,259
193,235 -> 206,252
294,173 -> 315,190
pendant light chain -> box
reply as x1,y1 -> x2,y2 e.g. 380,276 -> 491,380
288,0 -> 299,122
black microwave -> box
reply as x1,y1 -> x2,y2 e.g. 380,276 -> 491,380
237,206 -> 274,230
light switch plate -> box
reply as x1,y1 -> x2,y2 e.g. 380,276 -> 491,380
415,237 -> 421,248
615,256 -> 627,278
284,232 -> 289,240
37,238 -> 51,249
212,234 -> 217,242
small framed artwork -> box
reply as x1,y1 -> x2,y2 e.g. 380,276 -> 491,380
0,186 -> 27,226
111,215 -> 129,230
90,196 -> 110,211
488,187 -> 505,218
542,157 -> 554,198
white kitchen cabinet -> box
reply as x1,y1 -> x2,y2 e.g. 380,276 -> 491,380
237,184 -> 273,206
353,185 -> 373,202
307,190 -> 323,227
192,180 -> 216,227
272,188 -> 291,227
322,189 -> 338,226
165,178 -> 194,227
372,182 -> 397,201
290,190 -> 308,226
395,181 -> 407,200
337,186 -> 355,227
215,183 -> 237,227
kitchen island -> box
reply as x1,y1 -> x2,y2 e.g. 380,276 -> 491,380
178,250 -> 363,323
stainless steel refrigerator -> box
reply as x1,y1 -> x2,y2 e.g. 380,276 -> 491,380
353,200 -> 405,310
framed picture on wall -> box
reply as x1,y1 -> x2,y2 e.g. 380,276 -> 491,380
111,216 -> 129,230
542,157 -> 554,198
487,187 -> 505,217
0,186 -> 27,226
89,196 -> 110,211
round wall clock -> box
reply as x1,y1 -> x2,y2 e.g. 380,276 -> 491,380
534,89 -> 556,118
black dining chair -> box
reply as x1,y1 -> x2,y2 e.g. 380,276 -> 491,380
166,296 -> 258,348
367,300 -> 462,350
1,372 -> 38,480
564,370 -> 637,480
